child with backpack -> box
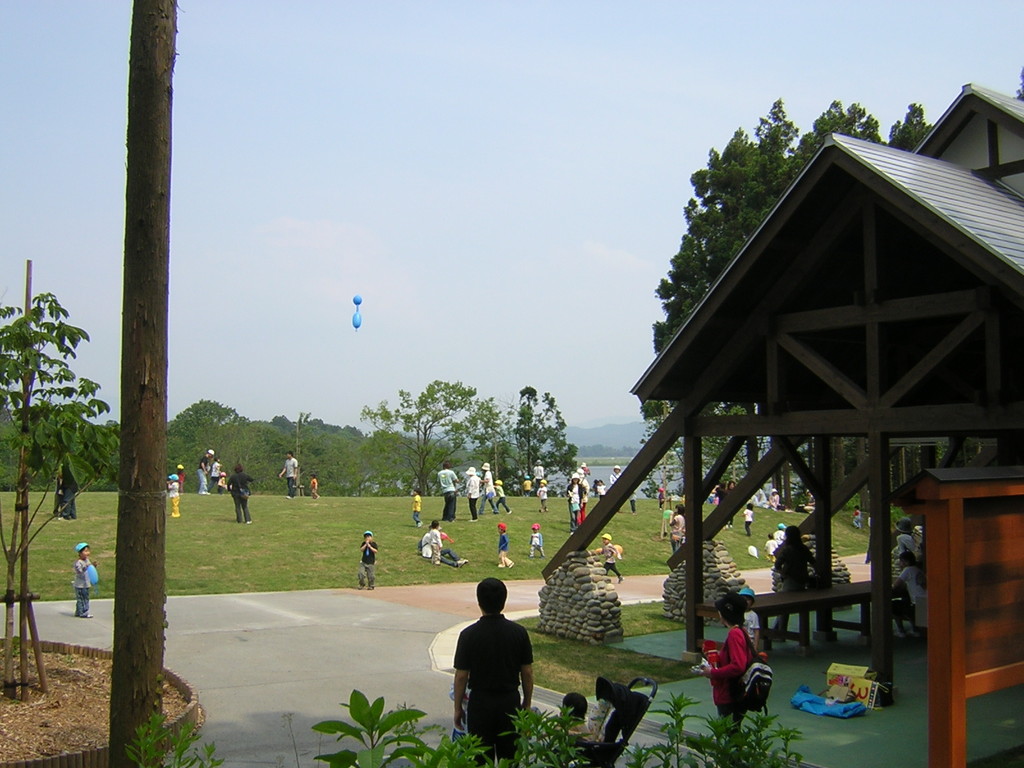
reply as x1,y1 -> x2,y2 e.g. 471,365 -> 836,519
695,591 -> 754,725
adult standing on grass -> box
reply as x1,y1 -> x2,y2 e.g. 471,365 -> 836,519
279,451 -> 299,498
453,578 -> 534,762
438,460 -> 459,522
481,463 -> 498,514
695,591 -> 751,726
532,460 -> 545,488
197,449 -> 214,494
607,465 -> 623,513
227,463 -> 254,524
465,466 -> 481,522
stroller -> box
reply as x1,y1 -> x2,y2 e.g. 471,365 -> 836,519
577,676 -> 658,768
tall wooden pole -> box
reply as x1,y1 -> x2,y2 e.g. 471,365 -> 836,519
109,1 -> 175,764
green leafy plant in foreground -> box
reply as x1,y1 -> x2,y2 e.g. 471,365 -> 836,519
313,689 -> 432,768
126,713 -> 223,768
623,691 -> 803,768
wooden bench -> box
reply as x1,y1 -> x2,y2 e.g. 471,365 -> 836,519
697,581 -> 873,655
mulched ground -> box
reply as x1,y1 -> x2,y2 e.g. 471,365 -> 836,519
0,651 -> 189,762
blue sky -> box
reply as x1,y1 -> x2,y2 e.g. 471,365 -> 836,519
2,1 -> 1022,429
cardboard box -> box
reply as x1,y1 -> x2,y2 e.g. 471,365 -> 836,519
826,663 -> 878,706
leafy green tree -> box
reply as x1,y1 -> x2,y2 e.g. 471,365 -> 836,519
465,396 -> 517,480
793,100 -> 881,164
360,380 -> 479,494
166,400 -> 245,467
888,103 -> 932,150
0,292 -> 118,698
653,97 -> 929,352
510,386 -> 576,481
653,100 -> 799,352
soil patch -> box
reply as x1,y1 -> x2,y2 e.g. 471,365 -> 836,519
0,651 -> 189,763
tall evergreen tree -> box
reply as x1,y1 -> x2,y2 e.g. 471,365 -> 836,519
653,97 -> 930,352
511,386 -> 576,480
888,103 -> 932,150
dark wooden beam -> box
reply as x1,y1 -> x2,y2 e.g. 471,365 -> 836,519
775,288 -> 987,334
777,436 -> 828,502
669,439 -> 802,568
777,332 -> 869,409
978,157 -> 1024,179
541,401 -> 688,579
879,311 -> 985,408
689,401 -> 1024,437
985,309 -> 1002,405
639,188 -> 869,407
699,435 -> 745,501
868,431 -> 894,682
683,434 -> 704,655
812,437 -> 834,636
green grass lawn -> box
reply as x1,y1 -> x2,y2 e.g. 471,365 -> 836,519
6,490 -> 869,602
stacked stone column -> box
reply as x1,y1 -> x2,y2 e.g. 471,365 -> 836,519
538,551 -> 624,644
662,540 -> 747,622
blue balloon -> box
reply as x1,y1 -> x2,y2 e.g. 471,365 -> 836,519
352,311 -> 362,330
353,294 -> 363,306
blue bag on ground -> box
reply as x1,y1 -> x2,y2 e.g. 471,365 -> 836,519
790,685 -> 867,718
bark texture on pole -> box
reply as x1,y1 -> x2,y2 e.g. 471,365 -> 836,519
110,1 -> 175,765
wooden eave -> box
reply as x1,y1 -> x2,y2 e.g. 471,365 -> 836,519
917,86 -> 1024,161
633,143 -> 1024,410
892,466 -> 1024,505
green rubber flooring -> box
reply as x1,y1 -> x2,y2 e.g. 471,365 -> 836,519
617,614 -> 1023,768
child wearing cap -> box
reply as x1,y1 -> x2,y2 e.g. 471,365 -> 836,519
358,531 -> 378,589
167,473 -> 181,518
738,587 -> 760,649
592,534 -> 623,583
529,523 -> 545,558
72,543 -> 94,618
537,479 -> 548,513
497,522 -> 514,568
494,480 -> 512,514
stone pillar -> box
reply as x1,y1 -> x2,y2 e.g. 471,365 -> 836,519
538,551 -> 623,644
662,540 -> 747,622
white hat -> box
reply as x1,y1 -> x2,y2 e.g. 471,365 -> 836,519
207,449 -> 215,455
466,467 -> 477,476
572,472 -> 581,480
613,465 -> 621,471
481,463 -> 490,471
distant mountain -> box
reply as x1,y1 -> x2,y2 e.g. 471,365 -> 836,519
566,422 -> 645,456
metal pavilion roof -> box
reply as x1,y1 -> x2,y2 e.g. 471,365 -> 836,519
830,133 -> 1024,272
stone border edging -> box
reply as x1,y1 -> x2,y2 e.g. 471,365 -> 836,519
1,641 -> 200,768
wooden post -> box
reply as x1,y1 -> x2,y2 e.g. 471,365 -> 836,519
683,433 -> 703,658
868,430 -> 893,682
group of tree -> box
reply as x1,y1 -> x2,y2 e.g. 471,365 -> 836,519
163,383 -> 577,498
361,382 -> 577,494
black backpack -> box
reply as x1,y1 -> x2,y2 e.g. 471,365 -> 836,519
737,633 -> 773,712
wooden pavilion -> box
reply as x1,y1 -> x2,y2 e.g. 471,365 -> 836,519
544,83 -> 1024,683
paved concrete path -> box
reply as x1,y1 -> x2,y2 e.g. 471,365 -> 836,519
31,556 -> 869,766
